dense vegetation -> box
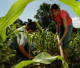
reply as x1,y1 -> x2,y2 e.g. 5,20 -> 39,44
0,20 -> 80,68
0,1 -> 80,68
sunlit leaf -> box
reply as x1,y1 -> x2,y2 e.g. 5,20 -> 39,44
77,31 -> 80,38
0,0 -> 35,42
33,52 -> 62,64
0,0 -> 35,31
34,20 -> 43,34
0,35 -> 3,46
11,65 -> 17,68
0,29 -> 6,42
12,52 -> 68,68
15,60 -> 35,68
59,0 -> 80,18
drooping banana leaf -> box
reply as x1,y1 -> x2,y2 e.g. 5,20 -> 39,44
13,52 -> 68,68
14,60 -> 35,68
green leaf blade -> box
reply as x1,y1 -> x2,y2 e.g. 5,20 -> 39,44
15,60 -> 35,68
33,52 -> 58,64
0,0 -> 34,31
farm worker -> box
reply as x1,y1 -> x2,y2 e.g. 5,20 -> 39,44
49,3 -> 73,62
16,19 -> 37,59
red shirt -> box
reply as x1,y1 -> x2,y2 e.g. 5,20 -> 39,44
51,9 -> 72,26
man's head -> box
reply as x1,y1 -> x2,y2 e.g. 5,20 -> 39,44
25,19 -> 37,34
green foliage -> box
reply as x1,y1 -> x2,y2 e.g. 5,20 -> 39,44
32,22 -> 59,54
0,0 -> 34,42
34,3 -> 53,28
0,0 -> 35,67
0,29 -> 6,42
12,20 -> 69,68
11,65 -> 17,68
68,32 -> 80,67
0,0 -> 80,68
0,35 -> 3,46
33,52 -> 62,64
0,43 -> 16,65
13,52 -> 68,68
34,20 -> 43,33
14,60 -> 35,68
48,22 -> 56,33
59,0 -> 80,18
0,0 -> 34,31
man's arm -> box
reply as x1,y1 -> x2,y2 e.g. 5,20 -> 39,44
18,45 -> 33,59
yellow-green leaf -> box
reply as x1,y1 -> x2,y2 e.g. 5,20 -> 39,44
0,0 -> 34,31
59,0 -> 80,18
15,60 -> 35,68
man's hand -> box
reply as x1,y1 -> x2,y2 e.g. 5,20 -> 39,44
18,45 -> 33,59
28,55 -> 33,59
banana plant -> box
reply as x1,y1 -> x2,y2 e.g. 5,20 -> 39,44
11,52 -> 68,68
